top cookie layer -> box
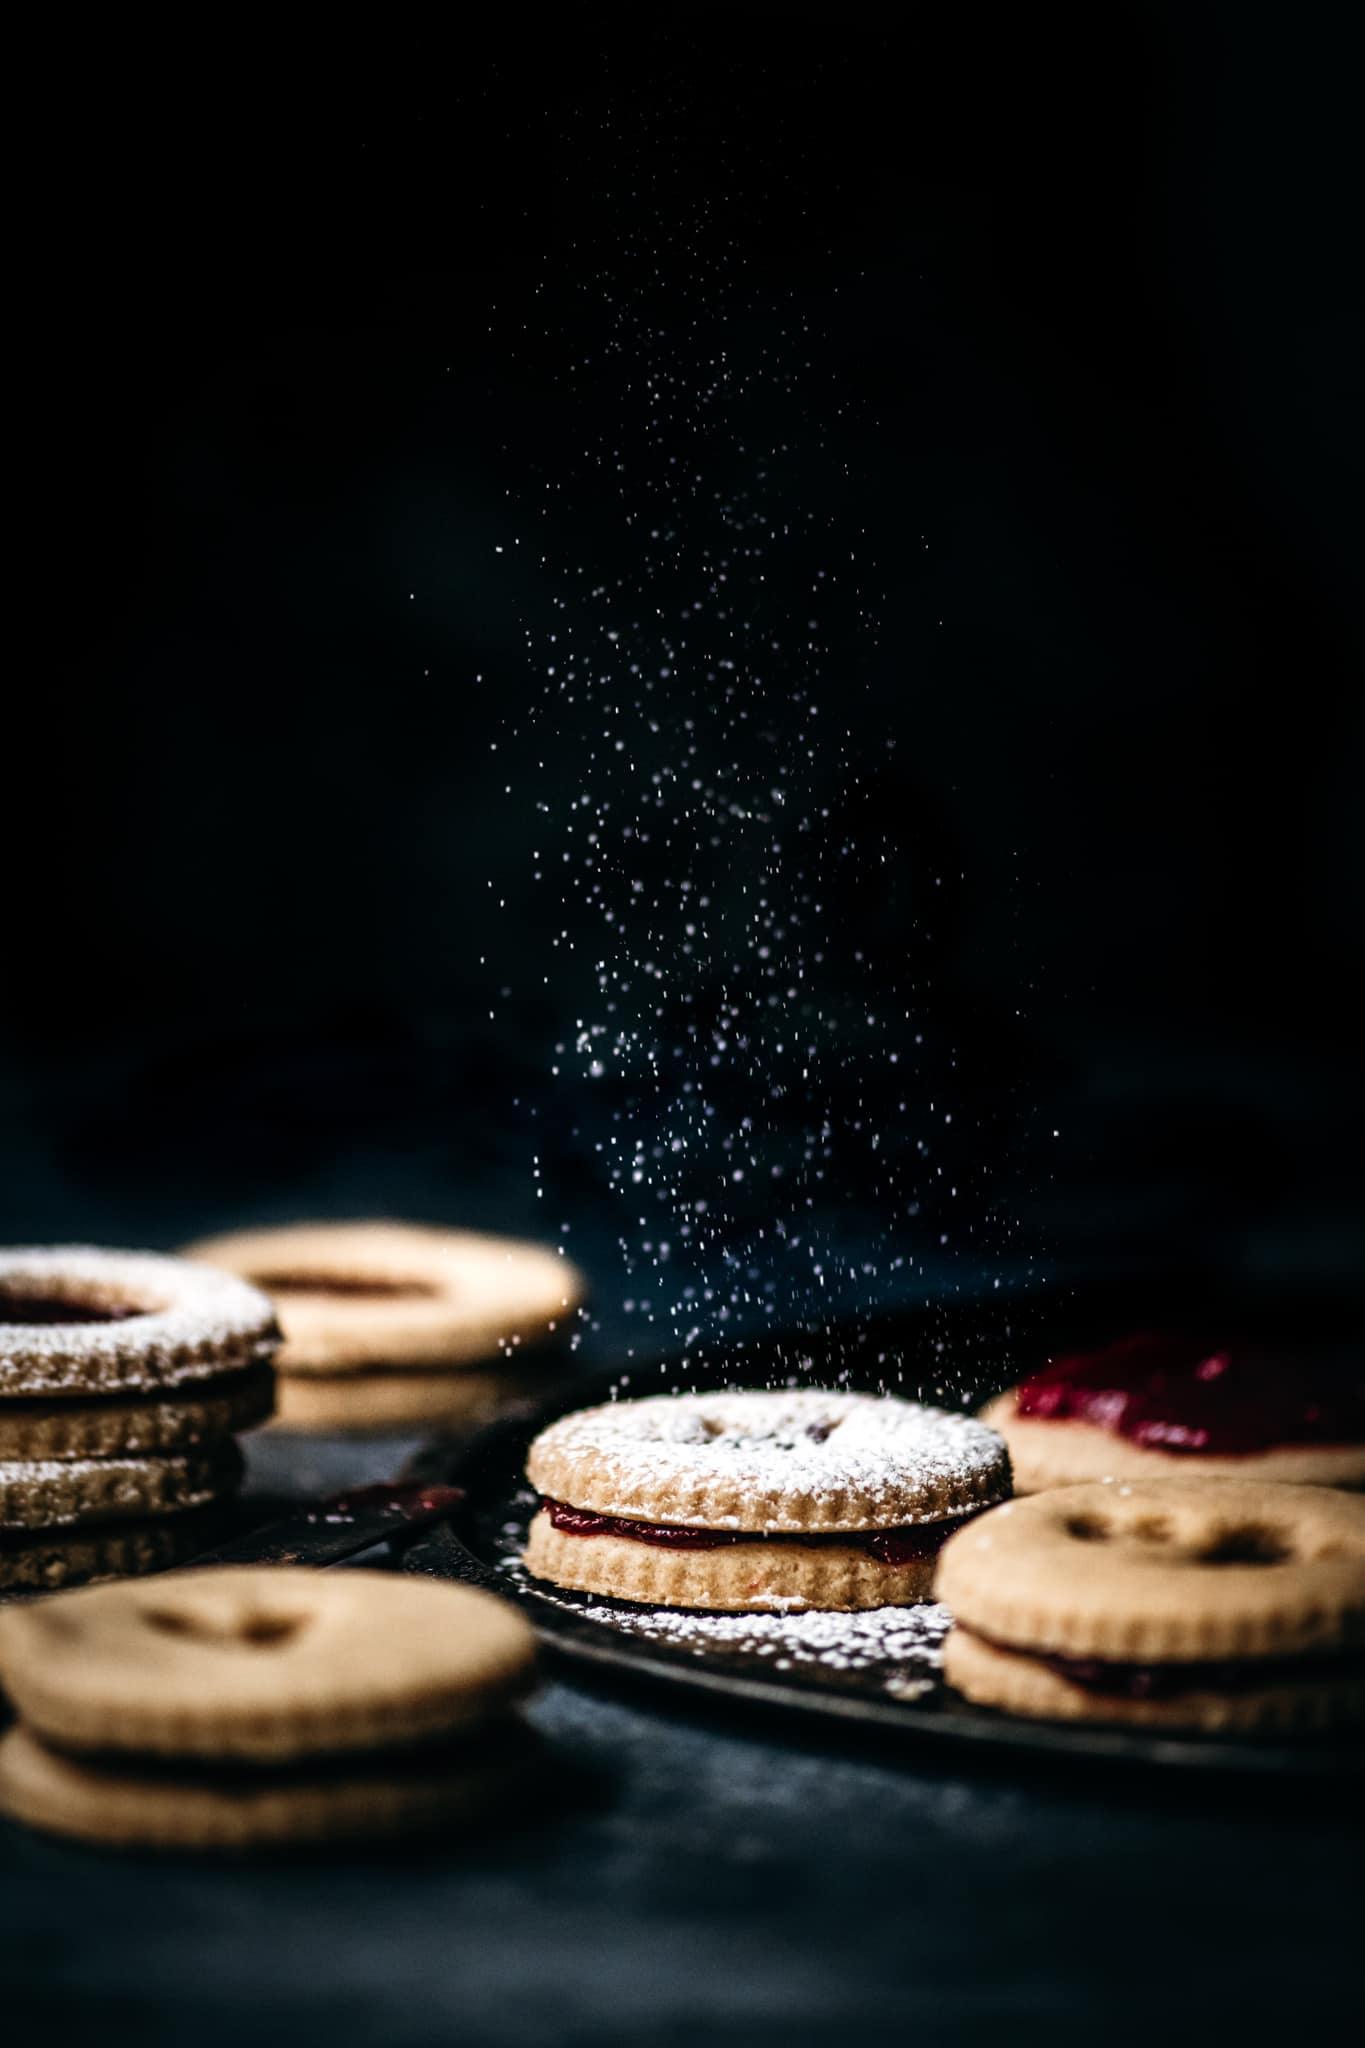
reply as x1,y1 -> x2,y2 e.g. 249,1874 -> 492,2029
184,1220 -> 586,1373
526,1388 -> 1011,1533
0,1248 -> 279,1398
0,1566 -> 537,1762
935,1478 -> 1365,1662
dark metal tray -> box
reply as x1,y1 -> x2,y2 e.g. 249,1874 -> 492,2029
400,1342 -> 1365,1780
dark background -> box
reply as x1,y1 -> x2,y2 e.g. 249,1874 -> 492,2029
4,12 -> 1364,2041
7,4 -> 1363,1335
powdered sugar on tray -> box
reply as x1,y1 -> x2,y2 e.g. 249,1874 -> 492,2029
501,1534 -> 950,1694
581,1597 -> 950,1681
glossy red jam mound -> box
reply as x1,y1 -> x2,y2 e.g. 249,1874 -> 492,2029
542,1497 -> 969,1564
966,1628 -> 1365,1701
1015,1333 -> 1365,1455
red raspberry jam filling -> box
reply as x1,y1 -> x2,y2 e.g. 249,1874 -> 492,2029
542,1498 -> 970,1564
0,1293 -> 144,1326
965,1628 -> 1365,1701
1015,1333 -> 1365,1455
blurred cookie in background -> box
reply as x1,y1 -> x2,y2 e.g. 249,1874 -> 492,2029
184,1221 -> 585,1438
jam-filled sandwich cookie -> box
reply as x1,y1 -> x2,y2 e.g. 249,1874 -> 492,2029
936,1479 -> 1365,1732
981,1334 -> 1365,1494
525,1388 -> 1011,1610
184,1221 -> 585,1375
0,1568 -> 539,1850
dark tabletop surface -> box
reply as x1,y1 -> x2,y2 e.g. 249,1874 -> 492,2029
4,1641 -> 1360,2047
3,1414 -> 1360,2048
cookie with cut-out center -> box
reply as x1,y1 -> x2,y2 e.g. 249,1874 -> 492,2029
935,1478 -> 1365,1731
0,1443 -> 243,1532
183,1221 -> 585,1375
0,1247 -> 278,1398
0,1364 -> 273,1463
0,1566 -> 536,1761
528,1387 -> 1008,1534
524,1388 -> 1009,1610
0,1721 -> 538,1853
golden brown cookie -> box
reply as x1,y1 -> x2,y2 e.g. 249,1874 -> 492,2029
940,1625 -> 1365,1734
0,1721 -> 536,1852
0,1443 -> 243,1533
0,1364 -> 274,1463
527,1388 -> 1009,1535
524,1388 -> 1008,1610
270,1364 -> 546,1436
935,1479 -> 1365,1732
524,1512 -> 938,1609
0,1506 -> 228,1594
0,1566 -> 537,1761
0,1247 -> 278,1398
979,1389 -> 1365,1494
183,1221 -> 585,1374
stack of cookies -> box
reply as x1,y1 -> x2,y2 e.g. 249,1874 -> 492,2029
0,1567 -> 538,1850
185,1221 -> 586,1436
1,1247 -> 278,1593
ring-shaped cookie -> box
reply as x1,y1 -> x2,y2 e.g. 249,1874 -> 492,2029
527,1388 -> 1010,1535
0,1248 -> 278,1399
935,1478 -> 1365,1663
0,1567 -> 538,1762
184,1221 -> 585,1374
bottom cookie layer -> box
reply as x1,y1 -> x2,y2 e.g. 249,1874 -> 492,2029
0,1722 -> 535,1851
942,1625 -> 1365,1732
270,1366 -> 550,1435
524,1510 -> 937,1609
0,1505 -> 229,1593
978,1393 -> 1365,1493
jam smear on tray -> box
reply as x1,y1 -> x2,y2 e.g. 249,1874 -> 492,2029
1016,1333 -> 1365,1455
543,1497 -> 970,1564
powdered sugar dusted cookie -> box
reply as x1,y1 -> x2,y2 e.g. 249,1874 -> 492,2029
184,1221 -> 585,1375
936,1478 -> 1365,1732
0,1443 -> 243,1533
525,1387 -> 1010,1611
0,1248 -> 278,1398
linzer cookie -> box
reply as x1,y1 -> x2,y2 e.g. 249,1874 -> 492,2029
0,1444 -> 242,1533
0,1566 -> 537,1761
0,1568 -> 541,1852
936,1479 -> 1365,1732
0,1721 -> 536,1853
0,1247 -> 279,1398
183,1221 -> 585,1375
524,1388 -> 1010,1610
981,1334 -> 1365,1494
